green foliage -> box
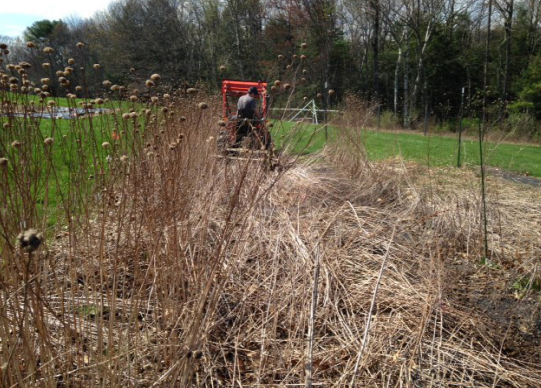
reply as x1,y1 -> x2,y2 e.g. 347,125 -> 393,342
23,20 -> 66,43
514,55 -> 541,118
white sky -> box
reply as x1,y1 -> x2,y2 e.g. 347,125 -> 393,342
0,0 -> 114,38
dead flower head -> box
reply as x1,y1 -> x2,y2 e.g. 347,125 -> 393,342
187,88 -> 198,95
44,138 -> 54,146
11,141 -> 21,149
150,73 -> 161,82
198,102 -> 208,110
18,229 -> 44,252
102,142 -> 110,149
76,42 -> 85,49
93,64 -> 101,70
301,42 -> 308,49
43,47 -> 54,54
145,80 -> 154,88
0,157 -> 8,167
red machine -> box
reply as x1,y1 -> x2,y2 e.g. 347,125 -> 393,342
220,80 -> 271,149
221,80 -> 268,120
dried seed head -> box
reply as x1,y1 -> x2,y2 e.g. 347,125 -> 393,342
111,84 -> 120,92
43,47 -> 54,54
122,113 -> 130,120
130,95 -> 138,102
0,43 -> 8,50
218,120 -> 226,127
145,80 -> 154,87
42,62 -> 51,69
150,73 -> 161,82
20,62 -> 31,69
301,42 -> 308,49
0,157 -> 8,167
300,55 -> 307,60
274,80 -> 281,86
44,137 -> 54,146
271,85 -> 277,92
328,89 -> 335,96
55,70 -> 63,77
219,65 -> 227,72
75,86 -> 82,92
161,107 -> 168,113
187,88 -> 197,94
284,83 -> 291,90
303,69 -> 308,74
18,229 -> 44,252
120,155 -> 128,162
76,42 -> 84,49
47,100 -> 56,107
198,102 -> 208,110
11,140 -> 21,148
102,142 -> 110,149
317,93 -> 323,99
95,98 -> 104,105
68,58 -> 75,65
130,67 -> 136,73
163,93 -> 170,99
293,55 -> 298,60
103,80 -> 112,88
179,116 -> 186,122
93,64 -> 101,70
41,78 -> 50,84
151,96 -> 159,104
278,54 -> 285,60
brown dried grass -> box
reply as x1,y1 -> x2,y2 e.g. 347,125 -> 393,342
1,96 -> 541,388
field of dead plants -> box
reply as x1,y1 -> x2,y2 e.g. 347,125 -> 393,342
1,46 -> 541,388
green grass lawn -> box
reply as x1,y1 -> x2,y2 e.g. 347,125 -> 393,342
272,121 -> 541,178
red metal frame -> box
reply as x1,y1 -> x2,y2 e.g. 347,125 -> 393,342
221,80 -> 268,121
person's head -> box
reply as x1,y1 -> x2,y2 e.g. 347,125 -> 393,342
248,86 -> 259,97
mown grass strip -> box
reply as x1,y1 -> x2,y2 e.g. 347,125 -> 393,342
273,121 -> 541,178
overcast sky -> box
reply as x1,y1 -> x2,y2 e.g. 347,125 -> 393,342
0,0 -> 113,38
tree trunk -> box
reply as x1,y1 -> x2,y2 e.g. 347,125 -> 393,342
404,30 -> 410,128
394,44 -> 402,115
371,0 -> 380,101
501,0 -> 513,109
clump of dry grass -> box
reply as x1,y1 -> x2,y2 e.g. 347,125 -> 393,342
1,46 -> 540,387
